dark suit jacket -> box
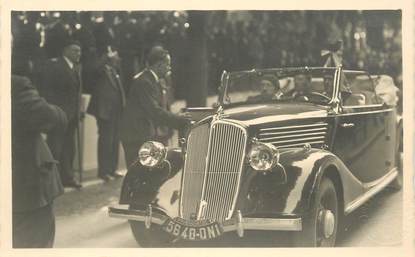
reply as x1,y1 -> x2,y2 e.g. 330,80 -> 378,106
87,64 -> 125,120
38,57 -> 81,121
120,69 -> 187,145
12,75 -> 67,213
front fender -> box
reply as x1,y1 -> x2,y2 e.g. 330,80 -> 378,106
119,148 -> 184,217
235,148 -> 364,217
119,147 -> 364,219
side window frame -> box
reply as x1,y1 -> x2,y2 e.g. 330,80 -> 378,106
342,71 -> 383,109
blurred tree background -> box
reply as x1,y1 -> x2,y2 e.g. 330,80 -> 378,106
12,10 -> 402,107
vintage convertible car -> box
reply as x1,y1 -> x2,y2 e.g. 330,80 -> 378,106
108,66 -> 402,247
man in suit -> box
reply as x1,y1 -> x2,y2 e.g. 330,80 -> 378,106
87,49 -> 126,181
12,74 -> 67,247
247,74 -> 283,103
38,40 -> 82,188
120,46 -> 190,167
291,73 -> 313,98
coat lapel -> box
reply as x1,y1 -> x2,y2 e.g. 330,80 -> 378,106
141,69 -> 157,84
104,66 -> 118,89
144,69 -> 161,95
105,65 -> 127,107
134,69 -> 161,100
59,57 -> 79,87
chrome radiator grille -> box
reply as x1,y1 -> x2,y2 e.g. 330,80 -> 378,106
258,122 -> 328,148
180,123 -> 210,220
201,122 -> 247,221
180,121 -> 247,222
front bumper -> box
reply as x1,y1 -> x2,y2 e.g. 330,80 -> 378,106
108,204 -> 302,237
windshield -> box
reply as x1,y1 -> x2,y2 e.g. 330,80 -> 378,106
221,68 -> 337,106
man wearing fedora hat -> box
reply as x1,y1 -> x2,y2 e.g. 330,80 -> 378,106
38,39 -> 83,188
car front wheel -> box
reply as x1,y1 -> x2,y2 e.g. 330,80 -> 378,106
128,205 -> 174,247
389,122 -> 403,190
292,177 -> 339,247
129,220 -> 174,247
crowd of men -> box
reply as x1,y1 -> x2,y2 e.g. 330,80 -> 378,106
12,10 -> 402,96
11,11 -> 192,248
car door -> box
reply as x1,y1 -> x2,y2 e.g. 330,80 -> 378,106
331,72 -> 395,184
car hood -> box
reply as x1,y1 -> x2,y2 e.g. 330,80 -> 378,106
219,103 -> 329,127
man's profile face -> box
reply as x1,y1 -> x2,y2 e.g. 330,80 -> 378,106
157,54 -> 171,78
63,44 -> 81,64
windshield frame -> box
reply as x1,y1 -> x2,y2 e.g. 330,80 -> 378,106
219,67 -> 341,107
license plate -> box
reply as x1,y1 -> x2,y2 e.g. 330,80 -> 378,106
162,217 -> 223,241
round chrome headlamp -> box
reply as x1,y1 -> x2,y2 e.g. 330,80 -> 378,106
248,142 -> 279,171
138,141 -> 167,167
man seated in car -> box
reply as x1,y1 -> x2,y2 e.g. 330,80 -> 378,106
247,74 -> 283,103
282,73 -> 313,101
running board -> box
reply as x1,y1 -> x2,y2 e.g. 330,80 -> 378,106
344,168 -> 398,214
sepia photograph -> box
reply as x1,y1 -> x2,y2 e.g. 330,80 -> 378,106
1,1 -> 413,256
7,9 -> 405,248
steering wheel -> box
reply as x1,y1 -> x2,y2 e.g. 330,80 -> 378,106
295,92 -> 331,102
303,92 -> 331,101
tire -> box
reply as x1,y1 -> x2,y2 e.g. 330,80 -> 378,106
389,123 -> 403,191
388,152 -> 403,190
292,177 -> 339,247
129,220 -> 173,247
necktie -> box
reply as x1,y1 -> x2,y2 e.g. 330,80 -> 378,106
72,65 -> 80,82
109,67 -> 126,108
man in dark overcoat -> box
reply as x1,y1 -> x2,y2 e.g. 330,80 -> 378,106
12,73 -> 67,247
120,46 -> 190,167
38,40 -> 82,188
87,49 -> 126,181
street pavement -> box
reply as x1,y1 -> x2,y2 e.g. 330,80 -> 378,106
54,176 -> 136,248
53,171 -> 402,248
